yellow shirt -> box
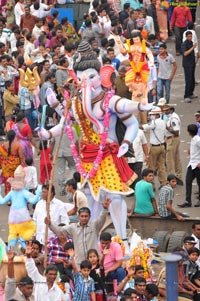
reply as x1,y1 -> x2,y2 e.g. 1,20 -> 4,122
3,89 -> 19,116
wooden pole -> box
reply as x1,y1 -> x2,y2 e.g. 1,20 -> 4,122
43,111 -> 69,269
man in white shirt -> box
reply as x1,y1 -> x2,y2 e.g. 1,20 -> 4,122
178,124 -> 200,208
127,129 -> 149,184
30,1 -> 52,18
33,184 -> 69,245
32,18 -> 44,40
183,21 -> 198,56
14,0 -> 25,27
25,242 -> 65,301
141,106 -> 167,187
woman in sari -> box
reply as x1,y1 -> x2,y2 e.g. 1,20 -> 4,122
0,130 -> 24,195
12,111 -> 38,160
61,17 -> 79,44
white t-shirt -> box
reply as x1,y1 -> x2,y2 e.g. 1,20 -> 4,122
128,129 -> 147,163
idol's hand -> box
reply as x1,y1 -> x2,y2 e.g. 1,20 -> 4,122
139,102 -> 156,111
117,143 -> 129,158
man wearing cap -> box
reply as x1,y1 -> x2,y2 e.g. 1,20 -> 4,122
183,236 -> 196,258
162,104 -> 183,186
140,106 -> 166,187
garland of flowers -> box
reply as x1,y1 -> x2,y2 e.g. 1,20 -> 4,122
66,89 -> 115,180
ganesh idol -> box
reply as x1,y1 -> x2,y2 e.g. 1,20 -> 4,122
38,41 -> 154,251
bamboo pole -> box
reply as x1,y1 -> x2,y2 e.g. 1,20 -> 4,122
43,110 -> 69,269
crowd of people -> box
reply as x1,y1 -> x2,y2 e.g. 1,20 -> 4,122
0,0 -> 200,300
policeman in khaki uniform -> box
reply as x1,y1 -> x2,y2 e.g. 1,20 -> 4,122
161,103 -> 183,186
140,107 -> 167,187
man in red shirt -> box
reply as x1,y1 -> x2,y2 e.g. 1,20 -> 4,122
50,27 -> 64,48
20,6 -> 37,32
170,0 -> 192,56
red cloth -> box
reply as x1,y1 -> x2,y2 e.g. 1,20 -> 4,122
40,148 -> 52,184
20,124 -> 32,137
80,142 -> 134,183
170,6 -> 192,28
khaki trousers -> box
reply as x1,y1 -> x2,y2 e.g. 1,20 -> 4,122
166,136 -> 182,180
148,144 -> 167,186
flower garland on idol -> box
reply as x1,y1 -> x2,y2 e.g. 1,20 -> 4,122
66,89 -> 115,180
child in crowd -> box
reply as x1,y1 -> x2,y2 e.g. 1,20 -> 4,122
183,247 -> 200,284
87,249 -> 107,300
39,140 -> 54,184
24,158 -> 38,192
68,248 -> 96,301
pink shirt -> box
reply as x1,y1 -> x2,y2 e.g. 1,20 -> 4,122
99,242 -> 123,270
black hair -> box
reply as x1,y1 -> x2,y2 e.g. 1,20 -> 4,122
19,276 -> 33,286
5,80 -> 13,89
66,178 -> 77,190
92,15 -> 98,23
102,56 -> 111,64
65,44 -> 73,53
187,124 -> 198,136
188,247 -> 200,256
145,283 -> 159,297
26,33 -> 32,41
61,17 -> 68,25
64,242 -> 74,251
183,236 -> 195,243
192,222 -> 200,229
78,207 -> 91,215
187,22 -> 194,29
34,3 -> 40,10
0,42 -> 5,49
107,47 -> 114,53
135,277 -> 146,285
73,171 -> 81,183
92,0 -> 99,9
167,174 -> 177,182
59,57 -> 68,66
101,37 -> 108,48
31,239 -> 42,253
100,232 -> 112,241
80,259 -> 92,269
159,43 -> 167,49
6,130 -> 16,156
0,54 -> 8,61
16,41 -> 24,48
52,11 -> 59,18
124,288 -> 137,296
42,184 -> 56,196
45,72 -> 55,81
25,158 -> 33,166
186,30 -> 193,36
61,37 -> 67,45
48,22 -> 55,30
124,3 -> 130,9
85,19 -> 92,27
87,249 -> 99,260
45,264 -> 58,274
135,265 -> 144,272
141,168 -> 153,178
39,140 -> 48,150
14,29 -> 20,35
148,34 -> 156,40
108,39 -> 115,47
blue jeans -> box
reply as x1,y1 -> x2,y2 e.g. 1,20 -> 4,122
107,267 -> 126,283
157,78 -> 171,103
